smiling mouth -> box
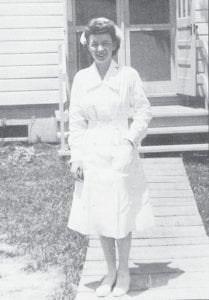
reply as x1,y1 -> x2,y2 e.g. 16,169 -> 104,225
96,52 -> 106,58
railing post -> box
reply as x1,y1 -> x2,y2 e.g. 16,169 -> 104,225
58,44 -> 67,153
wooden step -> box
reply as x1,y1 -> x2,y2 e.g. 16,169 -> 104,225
57,123 -> 208,140
147,125 -> 209,134
57,105 -> 208,155
55,106 -> 208,127
57,143 -> 208,157
55,106 -> 208,122
140,144 -> 209,153
148,94 -> 185,106
151,105 -> 208,117
150,105 -> 208,127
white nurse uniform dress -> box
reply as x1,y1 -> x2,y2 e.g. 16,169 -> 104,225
68,59 -> 154,239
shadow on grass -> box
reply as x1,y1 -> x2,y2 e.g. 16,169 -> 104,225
85,262 -> 184,295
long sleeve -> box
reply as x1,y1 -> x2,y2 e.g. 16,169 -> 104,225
68,73 -> 87,162
125,69 -> 152,147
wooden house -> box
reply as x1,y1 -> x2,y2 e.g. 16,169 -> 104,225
0,0 -> 64,143
0,0 -> 208,153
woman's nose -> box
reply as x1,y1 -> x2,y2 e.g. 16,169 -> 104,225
97,44 -> 104,51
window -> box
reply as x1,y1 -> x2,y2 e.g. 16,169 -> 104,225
75,0 -> 116,25
130,30 -> 171,81
129,0 -> 170,24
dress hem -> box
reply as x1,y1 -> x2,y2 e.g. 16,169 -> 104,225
67,220 -> 155,239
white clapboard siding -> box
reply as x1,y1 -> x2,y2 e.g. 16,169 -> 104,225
6,0 -> 63,2
0,16 -> 64,29
0,78 -> 59,92
0,91 -> 59,105
0,53 -> 58,66
0,1 -> 64,106
0,41 -> 63,54
0,28 -> 64,41
0,66 -> 59,79
0,3 -> 63,15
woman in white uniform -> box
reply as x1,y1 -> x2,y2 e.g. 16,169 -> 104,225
68,17 -> 154,297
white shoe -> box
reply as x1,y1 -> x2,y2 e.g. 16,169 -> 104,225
95,275 -> 116,297
112,286 -> 129,297
112,273 -> 130,297
96,283 -> 112,297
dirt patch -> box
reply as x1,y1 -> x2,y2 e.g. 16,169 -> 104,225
0,242 -> 63,300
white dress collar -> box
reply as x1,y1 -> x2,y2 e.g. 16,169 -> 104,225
85,59 -> 120,91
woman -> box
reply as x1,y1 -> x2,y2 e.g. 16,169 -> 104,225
68,17 -> 154,297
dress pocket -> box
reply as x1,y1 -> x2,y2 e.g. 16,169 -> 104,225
111,144 -> 134,173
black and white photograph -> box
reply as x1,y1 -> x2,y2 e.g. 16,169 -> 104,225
0,1 -> 208,299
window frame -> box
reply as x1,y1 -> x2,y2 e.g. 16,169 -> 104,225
123,0 -> 176,94
66,0 -> 177,94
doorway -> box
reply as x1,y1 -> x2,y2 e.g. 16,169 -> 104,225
67,0 -> 176,95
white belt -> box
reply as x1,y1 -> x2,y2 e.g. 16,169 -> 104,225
88,119 -> 128,129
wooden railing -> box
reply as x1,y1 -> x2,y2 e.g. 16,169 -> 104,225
57,44 -> 70,156
197,39 -> 208,108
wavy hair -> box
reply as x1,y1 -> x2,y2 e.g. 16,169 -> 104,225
81,18 -> 121,56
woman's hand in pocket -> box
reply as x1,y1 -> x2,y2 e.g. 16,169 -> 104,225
71,161 -> 84,181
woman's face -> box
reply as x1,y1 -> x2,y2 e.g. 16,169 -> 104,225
87,33 -> 116,66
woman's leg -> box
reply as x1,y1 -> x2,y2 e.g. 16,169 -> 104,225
113,232 -> 132,295
96,235 -> 117,296
99,235 -> 117,280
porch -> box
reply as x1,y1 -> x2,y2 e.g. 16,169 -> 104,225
57,0 -> 208,155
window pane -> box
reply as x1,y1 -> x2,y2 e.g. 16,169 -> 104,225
129,0 -> 170,24
130,31 -> 171,81
75,0 -> 116,26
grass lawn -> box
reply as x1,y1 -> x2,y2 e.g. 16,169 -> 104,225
0,143 -> 88,300
0,143 -> 208,299
183,151 -> 209,236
